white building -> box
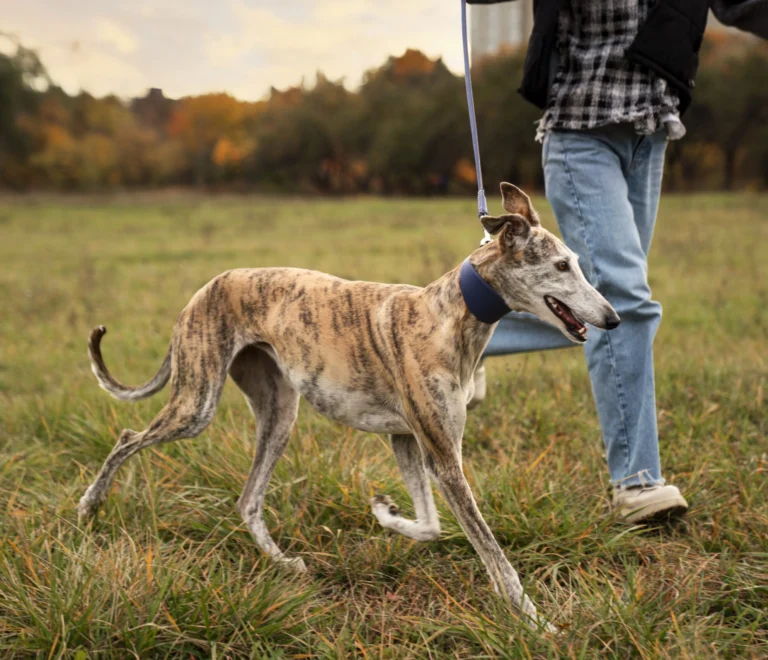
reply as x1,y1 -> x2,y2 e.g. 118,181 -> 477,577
470,0 -> 534,64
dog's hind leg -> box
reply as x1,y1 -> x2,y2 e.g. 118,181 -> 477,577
229,346 -> 304,573
77,378 -> 225,521
371,434 -> 440,542
79,293 -> 240,522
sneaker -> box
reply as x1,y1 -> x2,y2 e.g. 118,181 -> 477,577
612,484 -> 688,524
468,362 -> 486,408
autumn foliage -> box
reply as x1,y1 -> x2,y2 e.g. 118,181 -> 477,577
1,36 -> 767,193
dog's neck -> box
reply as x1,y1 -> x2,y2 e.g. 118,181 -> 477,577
423,243 -> 505,376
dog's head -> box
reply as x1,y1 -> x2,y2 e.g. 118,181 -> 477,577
475,183 -> 620,343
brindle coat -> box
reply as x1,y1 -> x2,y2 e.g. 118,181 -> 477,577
78,184 -> 619,630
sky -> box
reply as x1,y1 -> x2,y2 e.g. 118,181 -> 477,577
4,0 -> 468,101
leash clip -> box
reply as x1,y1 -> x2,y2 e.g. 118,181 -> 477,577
477,189 -> 492,245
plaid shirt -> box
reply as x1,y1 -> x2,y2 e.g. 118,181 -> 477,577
536,0 -> 684,142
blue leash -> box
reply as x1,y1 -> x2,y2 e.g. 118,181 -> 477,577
458,0 -> 510,324
460,0 -> 493,245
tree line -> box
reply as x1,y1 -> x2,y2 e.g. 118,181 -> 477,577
1,32 -> 767,194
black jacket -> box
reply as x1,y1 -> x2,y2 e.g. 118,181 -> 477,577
466,0 -> 767,114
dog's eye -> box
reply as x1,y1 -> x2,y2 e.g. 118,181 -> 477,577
556,261 -> 569,272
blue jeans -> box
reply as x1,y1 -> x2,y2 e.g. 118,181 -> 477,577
485,123 -> 667,488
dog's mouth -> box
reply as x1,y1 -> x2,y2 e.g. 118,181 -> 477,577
545,295 -> 587,343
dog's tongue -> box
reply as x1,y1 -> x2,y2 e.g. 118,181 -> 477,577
560,303 -> 582,328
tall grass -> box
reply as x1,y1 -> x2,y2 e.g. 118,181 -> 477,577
0,192 -> 766,657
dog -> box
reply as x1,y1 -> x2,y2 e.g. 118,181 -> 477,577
77,183 -> 619,629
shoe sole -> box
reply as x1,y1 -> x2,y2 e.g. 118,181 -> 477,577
621,498 -> 689,525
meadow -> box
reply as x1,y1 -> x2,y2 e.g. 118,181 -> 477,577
0,192 -> 766,658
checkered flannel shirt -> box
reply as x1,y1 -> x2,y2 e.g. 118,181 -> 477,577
536,0 -> 684,142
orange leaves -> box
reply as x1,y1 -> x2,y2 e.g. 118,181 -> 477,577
390,49 -> 439,78
212,136 -> 255,168
165,93 -> 261,182
167,93 -> 258,143
453,159 -> 478,186
4,34 -> 768,193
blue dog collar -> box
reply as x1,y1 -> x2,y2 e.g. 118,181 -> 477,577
459,258 -> 511,324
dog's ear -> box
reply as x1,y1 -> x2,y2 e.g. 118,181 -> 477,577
500,182 -> 540,227
481,213 -> 517,236
481,213 -> 531,251
499,213 -> 531,251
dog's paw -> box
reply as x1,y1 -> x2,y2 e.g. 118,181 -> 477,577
543,621 -> 559,635
76,486 -> 105,523
371,494 -> 400,518
76,497 -> 100,523
276,556 -> 307,574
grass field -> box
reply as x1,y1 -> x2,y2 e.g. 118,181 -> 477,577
0,192 -> 766,658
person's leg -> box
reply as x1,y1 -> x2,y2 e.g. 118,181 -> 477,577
627,130 -> 668,257
478,300 -> 573,409
481,127 -> 666,359
484,311 -> 574,356
479,259 -> 576,409
542,124 -> 664,488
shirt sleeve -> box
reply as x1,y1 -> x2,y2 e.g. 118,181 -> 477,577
711,0 -> 768,39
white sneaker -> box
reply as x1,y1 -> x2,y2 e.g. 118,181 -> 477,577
468,362 -> 486,408
612,485 -> 688,524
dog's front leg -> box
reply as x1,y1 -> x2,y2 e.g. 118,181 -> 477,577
402,376 -> 552,631
429,458 -> 550,629
371,434 -> 441,542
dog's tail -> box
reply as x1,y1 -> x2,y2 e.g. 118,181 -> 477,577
88,326 -> 171,401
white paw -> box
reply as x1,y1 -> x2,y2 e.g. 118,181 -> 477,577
543,621 -> 559,635
276,555 -> 307,574
371,494 -> 400,527
371,495 -> 440,541
76,494 -> 100,522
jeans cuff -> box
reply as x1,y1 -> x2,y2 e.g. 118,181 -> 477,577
611,470 -> 665,489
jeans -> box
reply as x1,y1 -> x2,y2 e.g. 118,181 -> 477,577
485,123 -> 667,488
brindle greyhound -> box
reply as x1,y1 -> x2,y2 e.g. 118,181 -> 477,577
78,183 -> 619,629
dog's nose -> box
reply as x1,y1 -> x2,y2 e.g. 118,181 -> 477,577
604,313 -> 621,330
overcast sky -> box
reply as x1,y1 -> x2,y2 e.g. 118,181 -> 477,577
4,0 -> 467,100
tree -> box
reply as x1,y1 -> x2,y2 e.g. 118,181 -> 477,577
705,44 -> 768,188
167,93 -> 260,186
250,75 -> 355,192
472,48 -> 544,191
676,34 -> 768,190
0,34 -> 50,188
354,50 -> 467,194
1,33 -> 767,193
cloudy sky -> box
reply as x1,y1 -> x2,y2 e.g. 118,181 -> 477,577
5,0 -> 468,100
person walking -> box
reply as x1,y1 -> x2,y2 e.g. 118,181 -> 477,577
467,0 -> 768,523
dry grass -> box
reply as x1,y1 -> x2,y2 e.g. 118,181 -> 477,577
0,192 -> 766,658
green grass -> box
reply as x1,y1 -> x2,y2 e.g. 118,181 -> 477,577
0,192 -> 766,658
